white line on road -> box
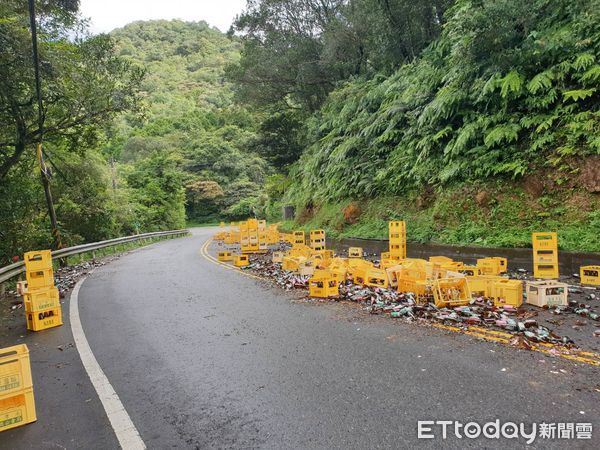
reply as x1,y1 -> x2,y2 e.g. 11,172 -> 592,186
70,274 -> 146,450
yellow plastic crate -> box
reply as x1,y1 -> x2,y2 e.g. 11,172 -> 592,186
293,231 -> 305,246
282,256 -> 307,272
385,264 -> 404,288
288,245 -> 312,258
24,287 -> 60,313
580,266 -> 600,286
25,268 -> 54,290
532,232 -> 558,250
272,251 -> 285,263
217,251 -> 233,262
388,221 -> 406,240
313,249 -> 334,260
466,275 -> 503,297
348,247 -> 363,258
233,255 -> 249,267
26,307 -> 63,332
532,232 -> 559,279
348,260 -> 374,284
459,265 -> 482,277
363,268 -> 389,288
490,279 -> 523,307
0,345 -> 33,400
0,387 -> 36,432
476,257 -> 507,275
398,278 -> 428,296
23,250 -> 53,272
212,232 -> 226,241
379,258 -> 399,270
309,273 -> 339,298
389,243 -> 406,259
534,263 -> 559,279
309,229 -> 326,251
433,278 -> 471,308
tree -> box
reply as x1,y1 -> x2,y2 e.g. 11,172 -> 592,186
250,108 -> 305,170
0,0 -> 143,180
185,179 -> 225,221
227,0 -> 450,109
124,152 -> 186,230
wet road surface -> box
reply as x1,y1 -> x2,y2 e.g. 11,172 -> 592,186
2,227 -> 598,448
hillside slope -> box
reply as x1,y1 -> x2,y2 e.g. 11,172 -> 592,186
276,0 -> 600,252
109,20 -> 270,224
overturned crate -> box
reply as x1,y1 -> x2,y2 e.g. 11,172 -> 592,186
385,264 -> 404,288
217,251 -> 233,262
282,256 -> 307,272
347,259 -> 373,283
476,257 -> 508,275
272,251 -> 285,263
233,255 -> 250,267
458,265 -> 483,277
363,267 -> 389,288
288,244 -> 312,259
399,278 -> 429,299
326,259 -> 349,283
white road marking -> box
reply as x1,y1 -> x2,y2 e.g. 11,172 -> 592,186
70,274 -> 146,450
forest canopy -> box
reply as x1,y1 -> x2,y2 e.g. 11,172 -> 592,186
1,0 -> 599,262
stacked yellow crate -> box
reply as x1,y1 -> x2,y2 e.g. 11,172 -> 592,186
0,344 -> 37,432
309,229 -> 326,251
293,231 -> 305,246
532,232 -> 559,279
23,250 -> 62,332
389,221 -> 407,260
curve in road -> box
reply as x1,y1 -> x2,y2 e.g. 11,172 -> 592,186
73,227 -> 599,448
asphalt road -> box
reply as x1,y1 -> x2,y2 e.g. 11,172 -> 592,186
2,227 -> 599,448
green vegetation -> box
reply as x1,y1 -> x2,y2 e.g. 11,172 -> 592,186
1,0 -> 598,264
286,186 -> 600,252
0,6 -> 268,263
109,20 -> 271,225
0,0 -> 143,262
229,0 -> 600,251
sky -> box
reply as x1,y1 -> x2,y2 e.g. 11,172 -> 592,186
79,0 -> 247,34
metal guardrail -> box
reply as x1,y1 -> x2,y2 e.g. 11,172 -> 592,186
0,229 -> 190,285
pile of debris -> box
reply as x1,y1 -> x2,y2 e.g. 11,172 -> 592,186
245,255 -> 309,290
339,283 -> 580,345
53,259 -> 109,296
244,252 -> 599,348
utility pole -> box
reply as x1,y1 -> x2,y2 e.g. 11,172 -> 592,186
28,0 -> 62,249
